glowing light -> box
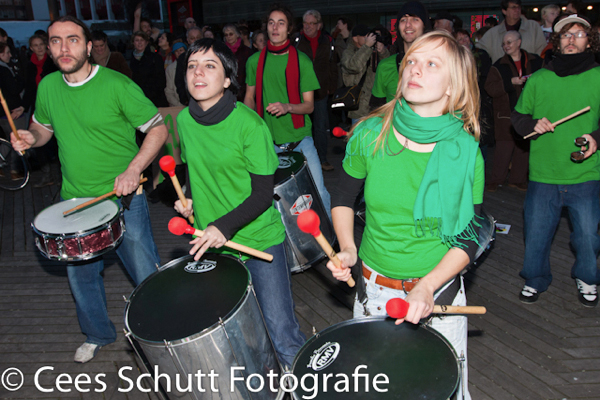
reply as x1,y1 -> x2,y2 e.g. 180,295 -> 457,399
587,5 -> 593,10
533,7 -> 539,12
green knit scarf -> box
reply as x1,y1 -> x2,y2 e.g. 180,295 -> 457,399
392,99 -> 480,247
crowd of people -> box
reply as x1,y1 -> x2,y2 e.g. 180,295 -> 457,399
2,2 -> 600,398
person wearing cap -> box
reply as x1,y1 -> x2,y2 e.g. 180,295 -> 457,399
370,1 -> 429,109
165,42 -> 188,107
511,14 -> 600,307
341,24 -> 389,122
434,11 -> 455,34
476,0 -> 546,63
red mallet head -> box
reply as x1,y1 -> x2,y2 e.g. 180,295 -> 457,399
168,217 -> 195,236
332,127 -> 347,137
297,209 -> 321,237
386,298 -> 410,319
159,155 -> 177,177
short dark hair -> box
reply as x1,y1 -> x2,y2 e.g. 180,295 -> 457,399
0,42 -> 8,54
91,30 -> 108,42
28,33 -> 47,47
132,31 -> 150,43
455,28 -> 471,38
185,38 -> 240,95
484,16 -> 499,26
264,3 -> 294,33
501,0 -> 521,11
48,15 -> 92,44
337,16 -> 354,32
551,22 -> 600,53
140,17 -> 152,28
0,28 -> 7,38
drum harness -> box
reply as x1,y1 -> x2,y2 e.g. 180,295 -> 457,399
276,141 -> 303,152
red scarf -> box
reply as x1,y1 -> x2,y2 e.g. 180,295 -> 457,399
31,52 -> 47,86
303,30 -> 320,59
226,37 -> 242,54
256,39 -> 304,129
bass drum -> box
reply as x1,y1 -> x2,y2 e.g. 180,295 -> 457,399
291,317 -> 459,399
124,254 -> 281,400
274,151 -> 335,273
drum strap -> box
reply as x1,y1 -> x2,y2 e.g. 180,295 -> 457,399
434,276 -> 461,306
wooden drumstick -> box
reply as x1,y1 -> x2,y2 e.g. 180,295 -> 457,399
524,106 -> 591,139
0,89 -> 25,155
387,298 -> 486,319
168,217 -> 273,262
297,209 -> 356,288
62,177 -> 148,216
159,155 -> 194,224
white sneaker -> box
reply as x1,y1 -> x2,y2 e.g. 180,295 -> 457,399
576,279 -> 598,308
74,342 -> 100,363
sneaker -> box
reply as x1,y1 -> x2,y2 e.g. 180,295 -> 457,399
575,279 -> 598,307
74,342 -> 100,363
321,161 -> 334,171
519,285 -> 539,303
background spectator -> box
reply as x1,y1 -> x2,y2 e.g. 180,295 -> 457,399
130,31 -> 168,107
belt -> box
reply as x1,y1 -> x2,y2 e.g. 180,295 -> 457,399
362,265 -> 420,292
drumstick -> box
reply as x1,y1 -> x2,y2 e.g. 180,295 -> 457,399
386,298 -> 486,319
62,177 -> 148,216
168,217 -> 274,262
524,106 -> 590,139
297,209 -> 356,288
159,155 -> 194,224
0,89 -> 25,155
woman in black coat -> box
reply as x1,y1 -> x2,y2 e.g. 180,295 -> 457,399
129,31 -> 168,107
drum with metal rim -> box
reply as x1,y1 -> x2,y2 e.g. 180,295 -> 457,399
124,254 -> 282,400
274,151 -> 335,273
32,198 -> 124,261
291,317 -> 459,399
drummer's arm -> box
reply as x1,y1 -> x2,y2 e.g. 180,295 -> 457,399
326,168 -> 365,281
115,114 -> 168,197
12,121 -> 54,150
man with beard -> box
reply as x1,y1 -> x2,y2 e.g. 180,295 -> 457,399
369,1 -> 430,109
511,15 -> 600,307
11,16 -> 168,363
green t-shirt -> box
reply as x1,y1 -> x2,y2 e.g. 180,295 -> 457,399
246,51 -> 320,144
177,102 -> 285,257
34,66 -> 158,199
371,55 -> 399,102
343,117 -> 485,279
515,67 -> 600,184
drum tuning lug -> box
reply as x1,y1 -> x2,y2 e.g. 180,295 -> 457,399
123,295 -> 130,303
163,339 -> 175,356
312,326 -> 317,335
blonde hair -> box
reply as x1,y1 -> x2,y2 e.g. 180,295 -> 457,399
350,31 -> 480,154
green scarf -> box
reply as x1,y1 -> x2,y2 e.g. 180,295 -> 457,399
392,99 -> 480,247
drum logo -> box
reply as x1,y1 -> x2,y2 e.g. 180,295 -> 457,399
278,155 -> 295,169
291,195 -> 313,215
308,342 -> 340,371
184,260 -> 217,273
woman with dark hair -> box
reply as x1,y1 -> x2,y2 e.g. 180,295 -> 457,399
173,38 -> 305,369
129,31 -> 168,107
222,24 -> 253,101
157,32 -> 176,68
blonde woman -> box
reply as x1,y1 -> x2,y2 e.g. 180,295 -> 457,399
327,31 -> 484,400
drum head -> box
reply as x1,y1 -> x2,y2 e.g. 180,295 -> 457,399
33,198 -> 119,234
292,318 -> 459,399
0,138 -> 29,190
126,254 -> 250,342
274,151 -> 305,185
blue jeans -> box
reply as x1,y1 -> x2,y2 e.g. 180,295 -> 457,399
245,242 -> 305,369
522,181 -> 600,292
275,136 -> 332,220
66,193 -> 161,346
311,96 -> 330,164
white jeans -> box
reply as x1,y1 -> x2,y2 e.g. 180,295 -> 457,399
353,265 -> 471,400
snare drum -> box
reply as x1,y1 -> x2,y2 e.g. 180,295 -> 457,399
274,152 -> 335,273
124,254 -> 281,400
292,317 -> 459,400
32,198 -> 124,261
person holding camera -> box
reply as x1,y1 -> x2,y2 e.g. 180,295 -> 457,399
340,24 -> 390,123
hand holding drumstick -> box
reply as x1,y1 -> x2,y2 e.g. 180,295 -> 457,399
524,106 -> 590,139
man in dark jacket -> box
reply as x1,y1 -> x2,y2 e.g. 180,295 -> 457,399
511,15 -> 600,307
296,10 -> 337,171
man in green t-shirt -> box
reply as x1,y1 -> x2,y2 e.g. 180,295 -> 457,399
511,15 -> 600,307
12,16 -> 168,362
244,3 -> 331,219
370,1 -> 430,109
